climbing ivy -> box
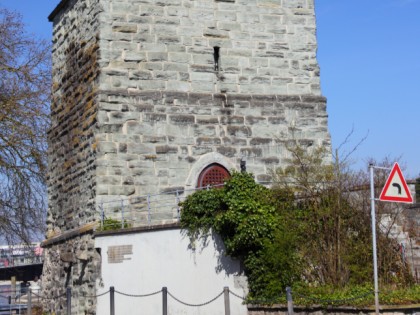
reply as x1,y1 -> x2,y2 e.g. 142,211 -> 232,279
180,171 -> 301,300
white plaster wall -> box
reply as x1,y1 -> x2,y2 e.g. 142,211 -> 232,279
95,228 -> 248,315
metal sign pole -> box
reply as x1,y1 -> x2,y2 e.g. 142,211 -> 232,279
369,164 -> 380,315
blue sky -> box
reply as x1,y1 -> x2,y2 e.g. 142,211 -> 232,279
1,0 -> 419,178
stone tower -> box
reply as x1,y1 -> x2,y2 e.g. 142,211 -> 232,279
42,0 -> 330,313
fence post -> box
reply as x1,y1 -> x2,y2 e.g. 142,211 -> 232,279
121,199 -> 125,228
286,287 -> 294,315
147,194 -> 151,224
162,287 -> 167,315
176,190 -> 180,220
100,203 -> 105,228
110,286 -> 115,315
11,276 -> 16,302
27,290 -> 32,315
224,287 -> 231,315
66,287 -> 71,315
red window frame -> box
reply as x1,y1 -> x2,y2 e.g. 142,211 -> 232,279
197,164 -> 230,188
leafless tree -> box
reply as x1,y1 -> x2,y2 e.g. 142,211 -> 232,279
0,8 -> 50,244
271,141 -> 413,287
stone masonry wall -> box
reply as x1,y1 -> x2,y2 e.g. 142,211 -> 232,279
43,0 -> 102,313
95,0 -> 330,206
98,0 -> 320,95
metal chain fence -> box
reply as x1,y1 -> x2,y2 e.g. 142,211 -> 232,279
0,286 -> 244,315
0,285 -> 384,315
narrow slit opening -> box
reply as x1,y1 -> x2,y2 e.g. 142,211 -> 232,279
213,46 -> 220,71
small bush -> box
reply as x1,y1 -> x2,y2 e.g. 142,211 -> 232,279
99,218 -> 130,231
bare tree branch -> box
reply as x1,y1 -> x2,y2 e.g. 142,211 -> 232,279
0,8 -> 50,244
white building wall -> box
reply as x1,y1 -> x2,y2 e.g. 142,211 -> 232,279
95,227 -> 248,315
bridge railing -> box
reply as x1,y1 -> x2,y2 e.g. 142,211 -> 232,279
0,244 -> 43,269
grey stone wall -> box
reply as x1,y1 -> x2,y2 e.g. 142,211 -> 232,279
98,0 -> 320,95
43,0 -> 102,313
96,91 -> 328,202
95,0 -> 329,205
44,0 -> 330,313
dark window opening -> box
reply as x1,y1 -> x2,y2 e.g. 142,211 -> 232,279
213,46 -> 220,71
197,163 -> 230,188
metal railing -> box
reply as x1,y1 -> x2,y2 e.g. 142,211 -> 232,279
98,184 -> 225,230
0,287 -> 41,315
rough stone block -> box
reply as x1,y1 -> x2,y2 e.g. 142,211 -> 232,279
216,146 -> 237,157
220,116 -> 244,125
240,147 -> 263,157
168,52 -> 191,63
156,145 -> 179,154
112,23 -> 138,33
108,185 -> 136,196
190,72 -> 215,82
167,80 -> 190,92
193,125 -> 217,137
196,137 -> 222,146
226,125 -> 252,137
169,114 -> 195,125
98,175 -> 121,185
196,116 -> 219,124
97,142 -> 117,154
147,52 -> 168,62
139,5 -> 164,16
245,115 -> 267,125
127,143 -> 154,154
143,113 -> 168,123
191,146 -> 214,155
250,137 -> 273,145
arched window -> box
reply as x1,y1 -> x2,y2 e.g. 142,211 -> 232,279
197,164 -> 230,188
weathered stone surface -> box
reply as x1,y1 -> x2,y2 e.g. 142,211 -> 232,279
169,114 -> 195,124
240,147 -> 263,157
260,157 -> 280,164
156,145 -> 179,154
250,138 -> 273,145
216,146 -> 237,157
226,125 -> 252,137
196,137 -> 222,146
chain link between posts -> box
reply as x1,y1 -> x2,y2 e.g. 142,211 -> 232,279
229,290 -> 246,300
167,289 -> 224,307
115,289 -> 162,298
83,289 -> 111,298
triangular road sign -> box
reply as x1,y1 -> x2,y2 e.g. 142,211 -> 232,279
379,162 -> 413,203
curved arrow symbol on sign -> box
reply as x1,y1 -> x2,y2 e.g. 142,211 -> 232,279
392,183 -> 402,195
